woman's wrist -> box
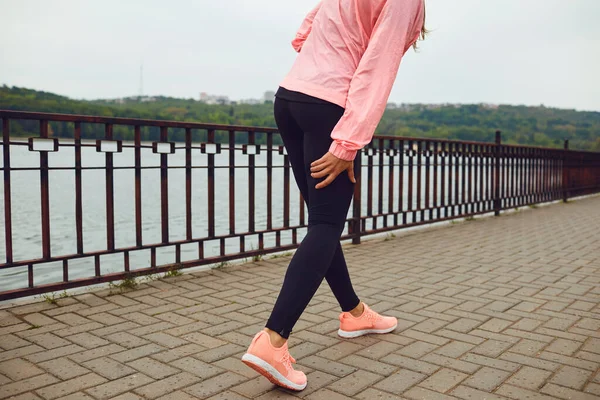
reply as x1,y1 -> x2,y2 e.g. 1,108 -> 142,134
329,141 -> 357,161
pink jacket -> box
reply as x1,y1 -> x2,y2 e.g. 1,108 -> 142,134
280,0 -> 425,161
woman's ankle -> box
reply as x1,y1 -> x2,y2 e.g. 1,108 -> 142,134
349,301 -> 364,318
264,328 -> 287,348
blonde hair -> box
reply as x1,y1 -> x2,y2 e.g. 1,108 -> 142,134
413,2 -> 429,50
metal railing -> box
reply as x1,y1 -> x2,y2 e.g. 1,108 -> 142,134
1,110 -> 599,300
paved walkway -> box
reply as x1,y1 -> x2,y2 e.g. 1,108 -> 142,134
1,196 -> 599,400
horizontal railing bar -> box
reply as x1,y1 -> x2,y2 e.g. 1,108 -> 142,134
0,223 -> 317,269
0,165 -> 304,172
0,110 -> 280,133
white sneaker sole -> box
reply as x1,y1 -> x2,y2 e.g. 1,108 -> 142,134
337,323 -> 398,338
241,353 -> 307,391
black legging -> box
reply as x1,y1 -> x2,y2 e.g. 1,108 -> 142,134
265,94 -> 361,339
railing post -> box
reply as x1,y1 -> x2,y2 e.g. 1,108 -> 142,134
563,139 -> 569,202
352,151 -> 362,244
494,130 -> 501,216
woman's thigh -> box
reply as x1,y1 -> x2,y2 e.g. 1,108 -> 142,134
287,101 -> 357,229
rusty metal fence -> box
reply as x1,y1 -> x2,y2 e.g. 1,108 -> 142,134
1,110 -> 599,300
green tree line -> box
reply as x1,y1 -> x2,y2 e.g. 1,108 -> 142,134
1,85 -> 598,151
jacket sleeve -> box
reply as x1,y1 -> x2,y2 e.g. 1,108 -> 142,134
291,2 -> 323,53
328,0 -> 424,161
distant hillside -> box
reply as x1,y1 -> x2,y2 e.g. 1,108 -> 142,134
1,85 -> 598,151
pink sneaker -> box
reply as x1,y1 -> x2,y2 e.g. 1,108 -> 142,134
241,330 -> 307,391
338,303 -> 398,338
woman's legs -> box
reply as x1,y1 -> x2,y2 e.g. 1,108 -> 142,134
273,98 -> 360,314
265,98 -> 360,340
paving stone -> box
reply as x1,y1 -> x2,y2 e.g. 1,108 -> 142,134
538,351 -> 598,371
498,352 -> 560,371
82,356 -> 137,380
462,366 -> 512,392
549,365 -> 592,390
398,341 -> 439,358
407,387 -> 461,400
419,368 -> 468,393
540,383 -> 599,400
450,385 -> 508,400
511,318 -> 543,331
460,353 -> 520,372
64,332 -> 111,349
356,387 -> 407,400
319,341 -> 364,361
327,370 -> 383,396
134,372 -> 203,399
213,356 -> 260,379
444,318 -> 482,333
496,383 -> 559,400
205,391 -> 250,400
298,355 -> 356,377
545,338 -> 583,356
584,383 -> 600,396
194,343 -> 246,363
83,372 -> 154,399
0,358 -> 45,381
67,343 -> 126,363
478,318 -> 514,333
0,373 -> 60,399
373,369 -> 426,394
34,372 -> 107,400
581,338 -> 600,355
354,341 -> 402,360
127,356 -> 181,379
170,356 -> 224,379
109,343 -> 167,363
434,341 -> 476,358
24,344 -> 86,363
509,339 -> 547,356
471,339 -> 513,358
229,376 -> 277,398
421,353 -> 480,374
297,370 -> 339,397
381,353 -> 440,375
505,366 -> 553,390
305,388 -> 354,400
182,371 -> 250,399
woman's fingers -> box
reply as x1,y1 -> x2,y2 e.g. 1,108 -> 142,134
315,173 -> 337,189
347,164 -> 356,183
310,161 -> 329,173
310,152 -> 356,189
311,167 -> 331,179
310,155 -> 328,168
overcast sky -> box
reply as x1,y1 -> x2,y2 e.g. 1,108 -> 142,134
1,0 -> 599,111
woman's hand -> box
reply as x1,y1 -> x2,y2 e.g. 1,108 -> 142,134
310,152 -> 356,189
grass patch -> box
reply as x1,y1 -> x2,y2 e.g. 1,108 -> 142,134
42,290 -> 69,304
213,261 -> 230,269
270,252 -> 293,259
108,273 -> 139,293
164,264 -> 184,278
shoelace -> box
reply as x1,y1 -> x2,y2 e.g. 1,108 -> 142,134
365,308 -> 383,324
280,350 -> 296,372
